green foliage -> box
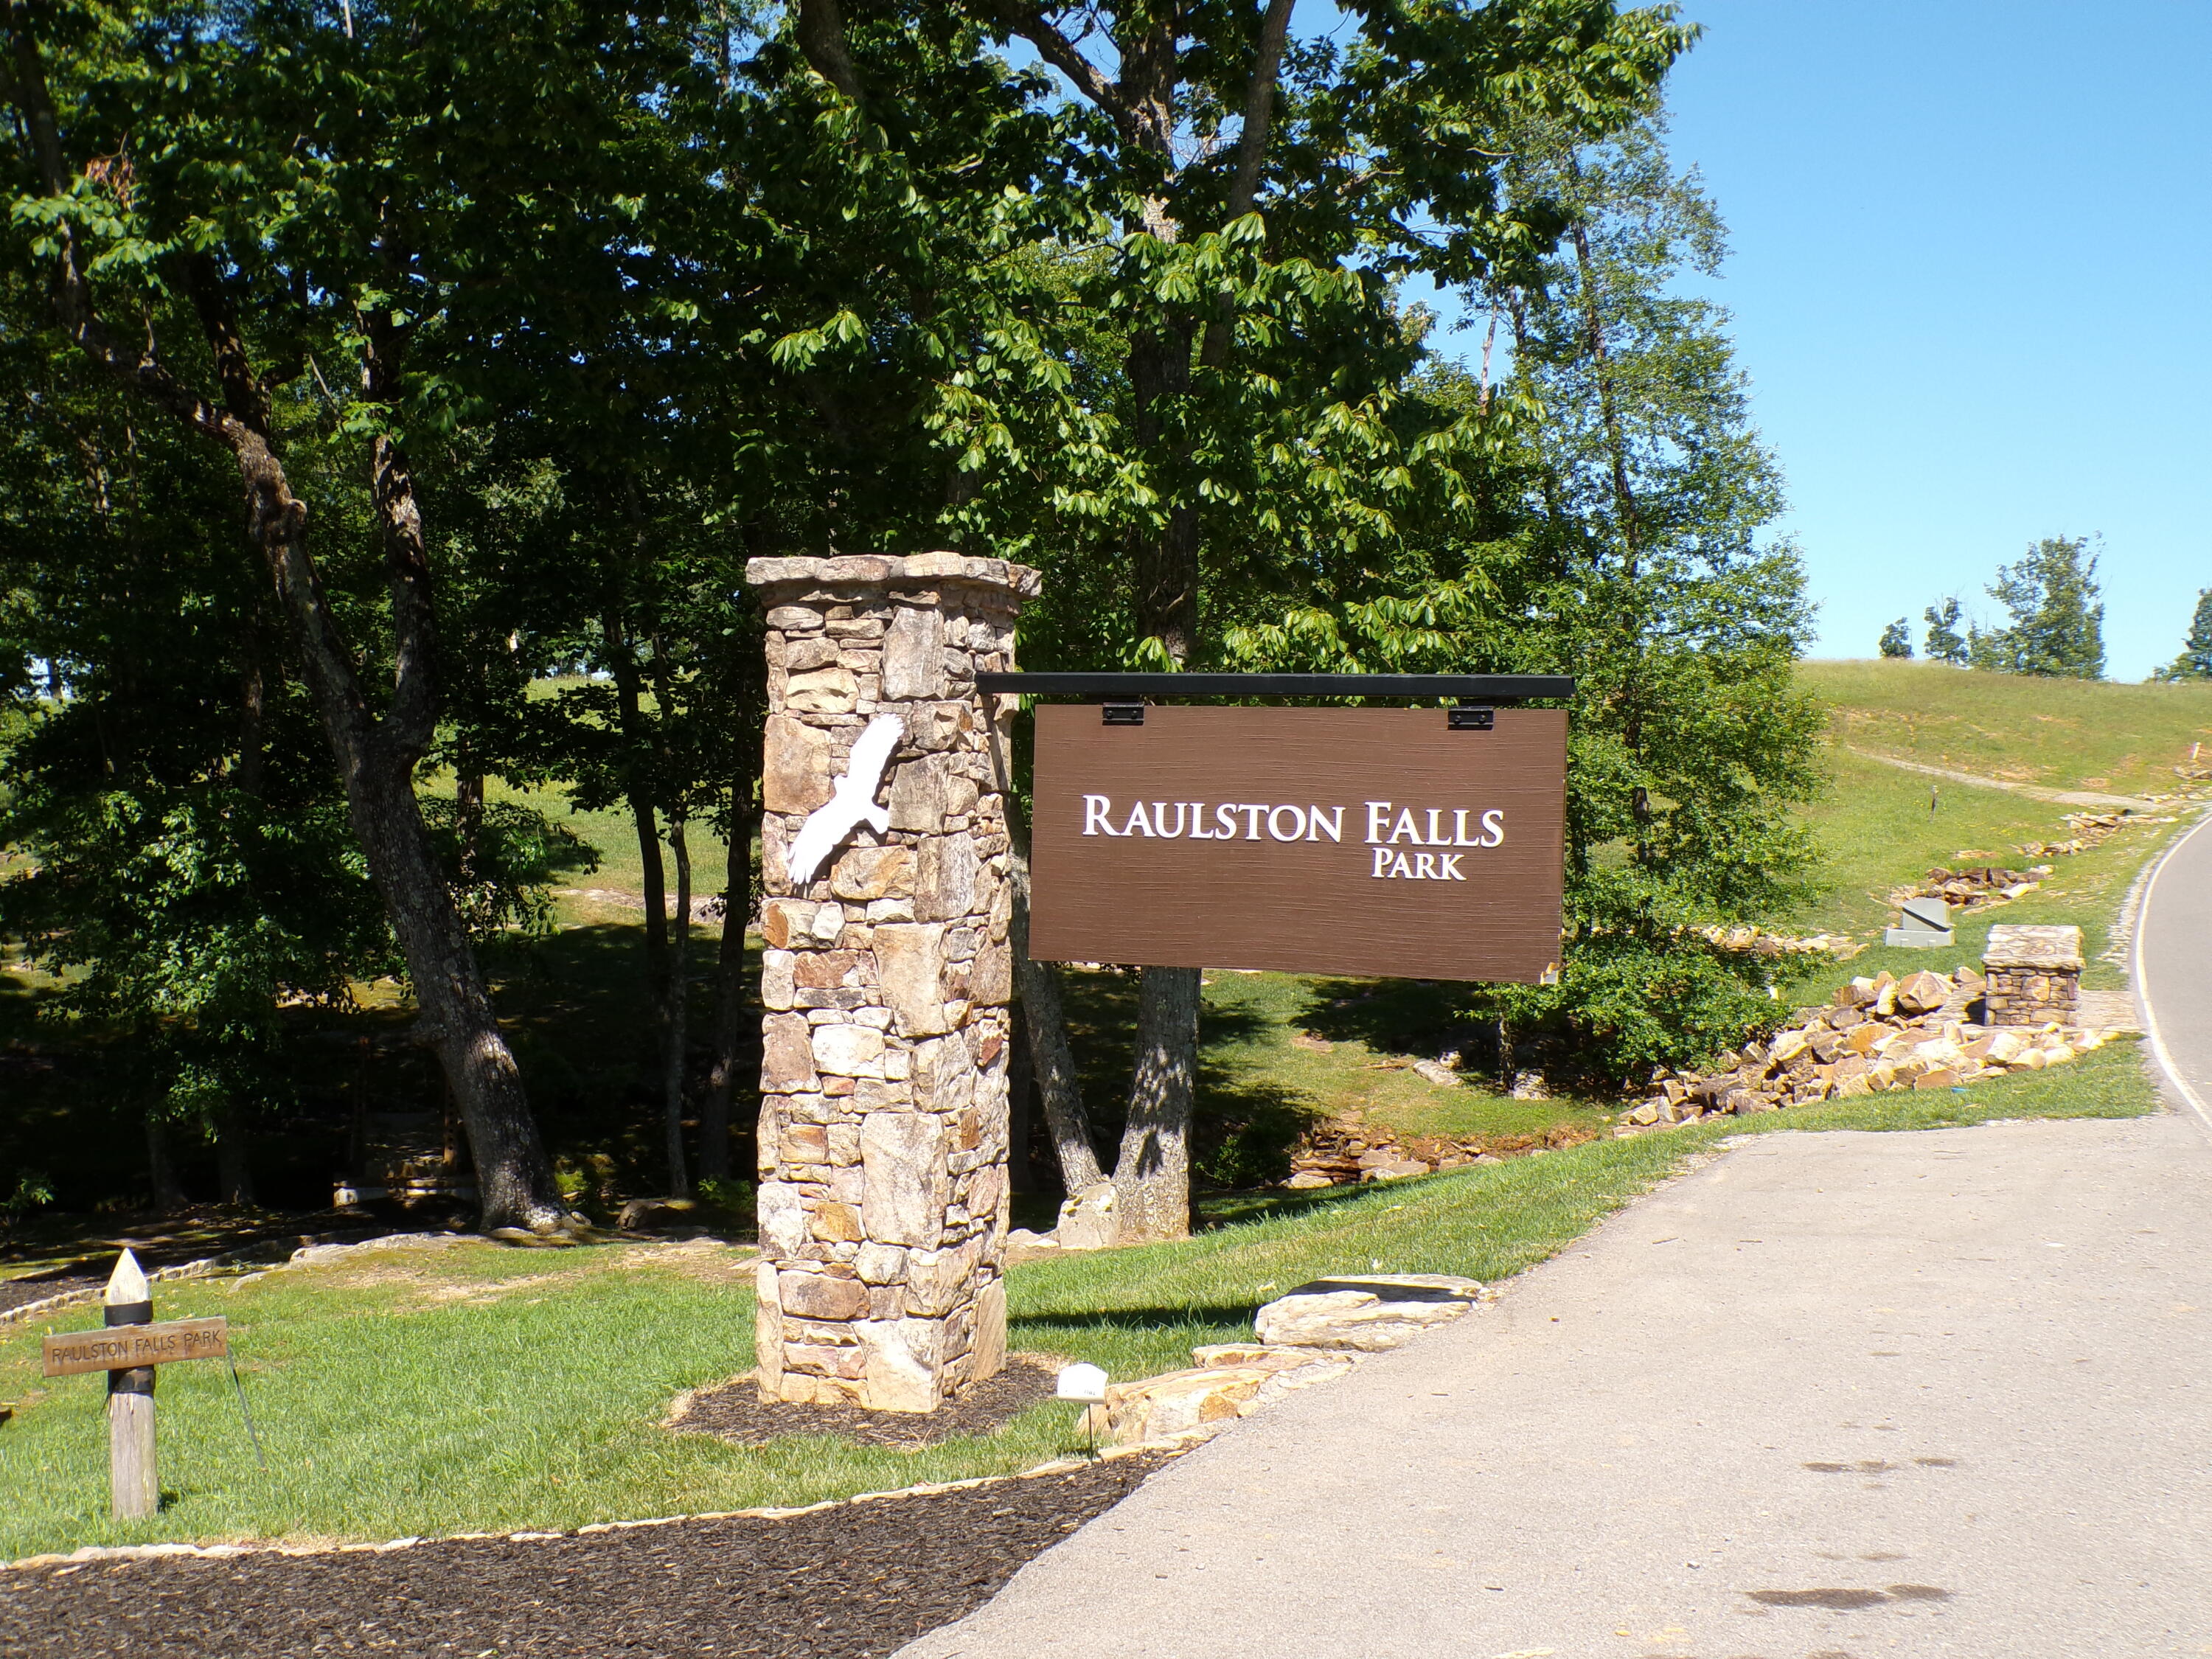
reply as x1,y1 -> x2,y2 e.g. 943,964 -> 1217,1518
2154,588 -> 2212,682
1226,116 -> 1823,1079
1877,617 -> 1912,658
1,1169 -> 55,1225
1969,535 -> 2106,679
1922,597 -> 1968,665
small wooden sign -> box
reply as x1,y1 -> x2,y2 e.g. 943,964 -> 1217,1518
43,1317 -> 229,1378
1029,704 -> 1568,982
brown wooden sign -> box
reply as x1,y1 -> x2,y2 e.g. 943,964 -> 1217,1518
1029,705 -> 1567,981
43,1317 -> 229,1378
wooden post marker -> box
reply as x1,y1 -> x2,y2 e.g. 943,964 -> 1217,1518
38,1250 -> 229,1520
104,1250 -> 156,1520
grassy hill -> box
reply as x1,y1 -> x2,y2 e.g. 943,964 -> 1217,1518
1787,661 -> 2212,994
1801,658 -> 2212,796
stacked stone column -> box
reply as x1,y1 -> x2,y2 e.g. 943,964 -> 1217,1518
1980,923 -> 2083,1026
746,553 -> 1034,1412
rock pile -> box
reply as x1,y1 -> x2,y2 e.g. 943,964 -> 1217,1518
1695,923 -> 1861,959
1889,863 -> 2048,912
1618,965 -> 2118,1130
1085,1275 -> 1495,1447
1282,1117 -> 1595,1189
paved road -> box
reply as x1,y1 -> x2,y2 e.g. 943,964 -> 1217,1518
2138,811 -> 2212,1135
907,1117 -> 2212,1659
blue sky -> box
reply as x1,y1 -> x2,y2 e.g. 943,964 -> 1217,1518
1422,0 -> 2211,679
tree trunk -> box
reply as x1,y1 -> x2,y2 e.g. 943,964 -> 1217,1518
144,1113 -> 184,1213
699,790 -> 755,1185
605,630 -> 670,979
662,812 -> 693,1199
341,737 -> 568,1229
454,762 -> 484,884
215,1107 -> 254,1207
1017,954 -> 1105,1194
1001,787 -> 1104,1193
1113,964 -> 1199,1242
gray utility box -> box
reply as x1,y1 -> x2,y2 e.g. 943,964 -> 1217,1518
1885,894 -> 1955,949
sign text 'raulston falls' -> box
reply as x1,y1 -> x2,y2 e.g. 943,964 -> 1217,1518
1079,796 -> 1507,880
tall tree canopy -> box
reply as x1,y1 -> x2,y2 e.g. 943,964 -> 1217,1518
1969,535 -> 2106,680
3,0 -> 1840,1230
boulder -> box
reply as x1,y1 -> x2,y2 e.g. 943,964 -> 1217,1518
1281,1171 -> 1335,1191
1092,1366 -> 1272,1445
1409,1058 -> 1463,1088
1360,1159 -> 1431,1182
1004,1228 -> 1061,1264
1056,1180 -> 1121,1251
1190,1343 -> 1340,1373
1254,1273 -> 1484,1352
1893,970 -> 1952,1015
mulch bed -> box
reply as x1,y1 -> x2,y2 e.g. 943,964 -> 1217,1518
0,1454 -> 1162,1658
671,1356 -> 1059,1449
0,1270 -> 100,1318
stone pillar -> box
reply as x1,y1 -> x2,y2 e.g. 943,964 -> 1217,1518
1980,923 -> 2084,1026
746,553 -> 1034,1412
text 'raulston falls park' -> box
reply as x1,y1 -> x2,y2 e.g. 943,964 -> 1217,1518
1077,796 -> 1511,880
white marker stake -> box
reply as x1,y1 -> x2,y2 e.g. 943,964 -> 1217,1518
105,1248 -> 157,1520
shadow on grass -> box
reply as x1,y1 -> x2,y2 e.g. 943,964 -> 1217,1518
1197,1180 -> 1385,1229
1056,967 -> 1318,1189
1296,976 -> 1489,1066
1012,1304 -> 1262,1333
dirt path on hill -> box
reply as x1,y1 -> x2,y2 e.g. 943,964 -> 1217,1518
1843,746 -> 2160,810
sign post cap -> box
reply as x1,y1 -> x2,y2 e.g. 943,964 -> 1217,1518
105,1249 -> 149,1306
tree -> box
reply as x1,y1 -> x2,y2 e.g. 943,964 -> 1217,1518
919,0 -> 1690,1238
1969,536 -> 2105,679
1229,112 -> 1824,1080
2155,588 -> 2212,682
0,313 -> 390,1206
1922,597 -> 1967,666
0,0 -> 700,1230
1877,618 -> 1911,658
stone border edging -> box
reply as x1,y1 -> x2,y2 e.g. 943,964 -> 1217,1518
0,1249 -> 272,1330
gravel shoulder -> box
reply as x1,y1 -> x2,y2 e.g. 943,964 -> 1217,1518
902,1115 -> 2212,1659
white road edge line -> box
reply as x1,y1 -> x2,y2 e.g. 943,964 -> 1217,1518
2133,808 -> 2212,1140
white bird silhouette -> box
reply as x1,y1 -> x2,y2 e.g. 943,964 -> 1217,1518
785,714 -> 902,888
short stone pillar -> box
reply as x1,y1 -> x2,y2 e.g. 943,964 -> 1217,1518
1981,924 -> 2084,1026
746,553 -> 1034,1411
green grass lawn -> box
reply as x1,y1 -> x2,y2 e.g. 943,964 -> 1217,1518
0,1040 -> 2157,1562
1801,658 -> 2212,796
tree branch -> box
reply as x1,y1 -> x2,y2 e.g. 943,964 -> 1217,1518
975,1 -> 1135,139
360,307 -> 441,758
793,0 -> 863,103
4,6 -> 232,440
1199,0 -> 1295,370
184,254 -> 274,438
1225,0 -> 1294,220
